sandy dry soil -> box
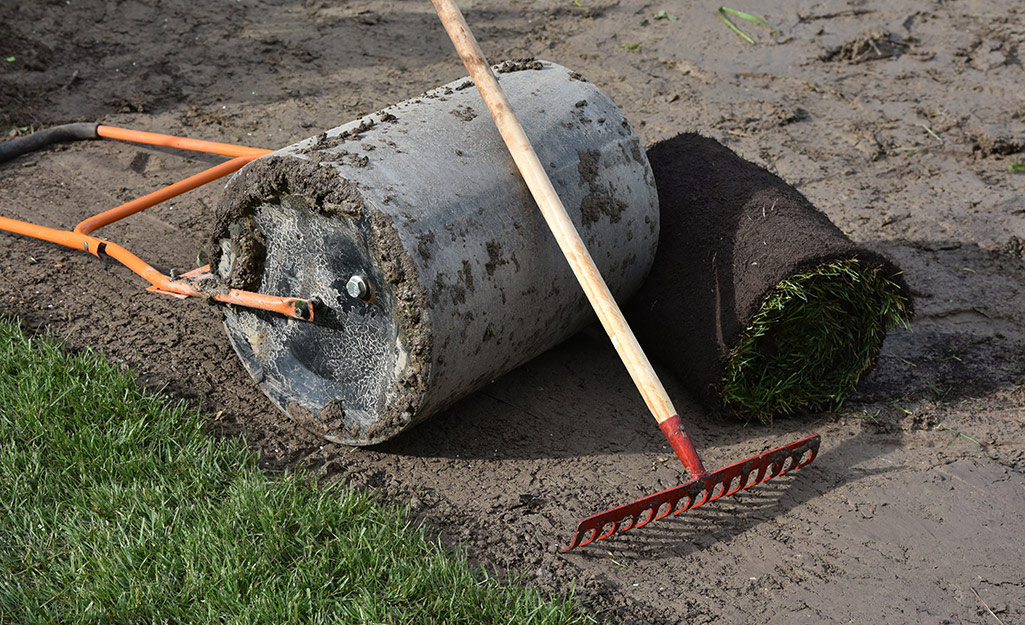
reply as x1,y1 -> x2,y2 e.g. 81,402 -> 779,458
3,1 -> 1025,622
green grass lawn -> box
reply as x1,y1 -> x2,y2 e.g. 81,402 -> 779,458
0,318 -> 593,624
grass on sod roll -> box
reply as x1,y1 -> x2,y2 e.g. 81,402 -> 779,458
721,259 -> 911,420
0,318 -> 593,625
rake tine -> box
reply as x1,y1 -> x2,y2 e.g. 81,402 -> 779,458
692,489 -> 711,508
724,474 -> 744,497
654,499 -> 678,521
629,503 -> 660,530
712,478 -> 726,498
632,511 -> 651,529
575,528 -> 595,549
641,498 -> 676,528
597,521 -> 620,541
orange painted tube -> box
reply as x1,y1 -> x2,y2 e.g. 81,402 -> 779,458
103,242 -> 313,320
0,215 -> 102,255
96,125 -> 273,158
74,156 -> 254,235
0,216 -> 311,320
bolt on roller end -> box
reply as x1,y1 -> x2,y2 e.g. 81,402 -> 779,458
346,274 -> 374,302
560,434 -> 821,552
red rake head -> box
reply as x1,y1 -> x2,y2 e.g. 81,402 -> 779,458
561,434 -> 821,552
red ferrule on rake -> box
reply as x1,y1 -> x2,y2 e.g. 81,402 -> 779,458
561,417 -> 821,552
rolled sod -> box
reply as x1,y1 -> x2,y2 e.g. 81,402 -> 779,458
627,133 -> 912,421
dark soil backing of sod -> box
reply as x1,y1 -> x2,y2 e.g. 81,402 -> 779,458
627,133 -> 912,416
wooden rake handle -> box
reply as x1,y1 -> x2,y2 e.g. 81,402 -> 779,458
429,0 -> 679,427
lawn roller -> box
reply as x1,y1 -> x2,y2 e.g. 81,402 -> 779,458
3,66 -> 662,446
0,0 -> 820,552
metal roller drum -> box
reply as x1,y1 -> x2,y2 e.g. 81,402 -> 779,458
211,61 -> 659,445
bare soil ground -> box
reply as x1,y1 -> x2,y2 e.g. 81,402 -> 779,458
3,1 -> 1024,622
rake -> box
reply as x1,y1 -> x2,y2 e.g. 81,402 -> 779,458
429,0 -> 821,551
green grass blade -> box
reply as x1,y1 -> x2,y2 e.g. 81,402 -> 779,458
717,6 -> 781,44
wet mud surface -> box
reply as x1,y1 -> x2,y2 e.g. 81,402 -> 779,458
2,1 -> 1025,622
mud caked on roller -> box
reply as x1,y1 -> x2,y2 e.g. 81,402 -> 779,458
209,62 -> 659,445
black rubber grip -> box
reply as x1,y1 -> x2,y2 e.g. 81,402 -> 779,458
0,122 -> 100,165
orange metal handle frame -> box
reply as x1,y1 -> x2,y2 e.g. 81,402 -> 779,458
74,155 -> 254,236
0,125 -> 312,321
95,125 -> 271,159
